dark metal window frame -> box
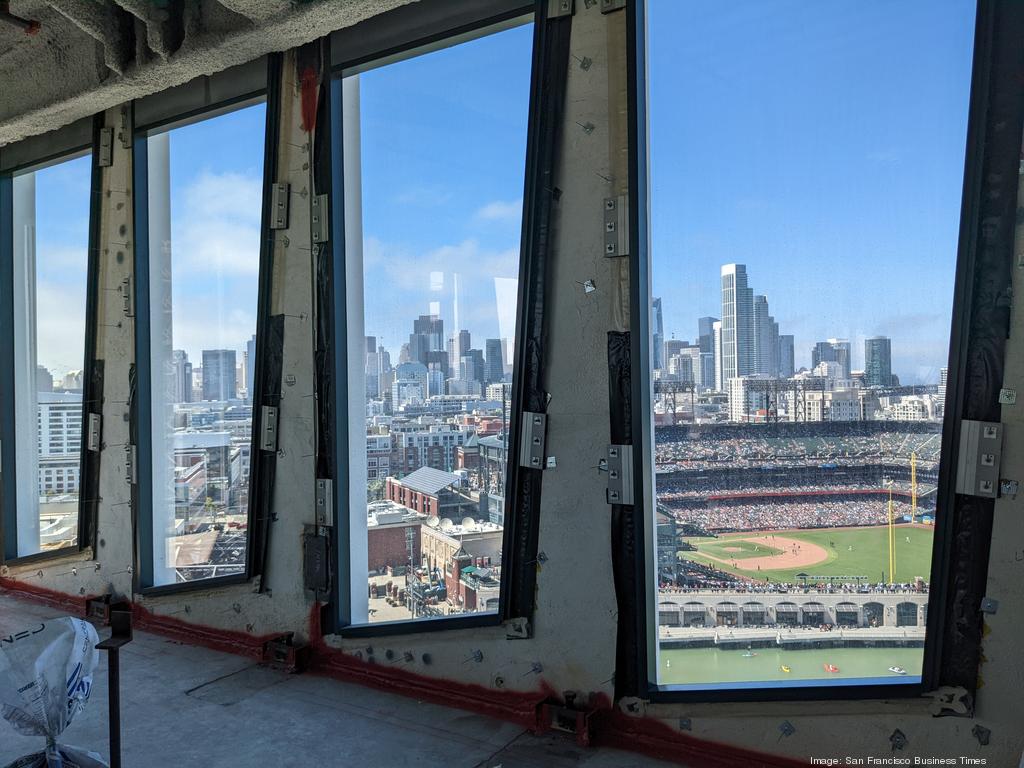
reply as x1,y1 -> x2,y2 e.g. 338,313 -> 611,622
130,58 -> 281,596
0,117 -> 100,566
319,0 -> 567,638
621,0 -> 1024,703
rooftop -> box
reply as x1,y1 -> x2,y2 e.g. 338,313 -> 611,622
394,466 -> 461,496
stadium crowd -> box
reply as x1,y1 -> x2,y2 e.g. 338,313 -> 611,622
665,498 -> 919,533
654,428 -> 941,471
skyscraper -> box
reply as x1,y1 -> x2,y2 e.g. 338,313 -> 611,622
172,349 -> 192,403
459,349 -> 486,388
697,316 -> 718,389
652,298 -> 665,370
811,339 -> 851,379
484,338 -> 504,384
752,295 -> 779,376
778,335 -> 795,378
202,349 -> 237,401
720,264 -> 754,382
246,334 -> 256,400
712,320 -> 723,390
36,365 -> 53,393
864,336 -> 892,387
409,314 -> 444,366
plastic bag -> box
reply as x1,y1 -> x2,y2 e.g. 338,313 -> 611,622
0,617 -> 107,768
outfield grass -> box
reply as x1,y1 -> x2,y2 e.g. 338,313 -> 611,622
682,524 -> 934,584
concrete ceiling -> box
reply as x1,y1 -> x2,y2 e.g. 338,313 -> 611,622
0,0 -> 416,146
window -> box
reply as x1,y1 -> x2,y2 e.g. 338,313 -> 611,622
1,151 -> 91,558
643,0 -> 975,691
136,102 -> 265,586
337,19 -> 533,627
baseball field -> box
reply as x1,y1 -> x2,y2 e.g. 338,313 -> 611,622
681,523 -> 934,584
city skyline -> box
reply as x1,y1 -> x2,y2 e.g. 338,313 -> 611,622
648,0 -> 974,386
653,261 -> 930,385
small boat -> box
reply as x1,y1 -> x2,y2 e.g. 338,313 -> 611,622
824,663 -> 840,673
780,665 -> 791,673
741,651 -> 757,657
888,666 -> 907,675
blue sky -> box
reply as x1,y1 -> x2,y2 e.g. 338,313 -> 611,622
356,22 -> 533,361
29,4 -> 975,385
649,0 -> 976,384
30,154 -> 91,376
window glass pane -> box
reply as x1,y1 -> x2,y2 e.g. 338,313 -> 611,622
647,0 -> 974,689
145,103 -> 264,585
343,22 -> 532,624
11,154 -> 90,556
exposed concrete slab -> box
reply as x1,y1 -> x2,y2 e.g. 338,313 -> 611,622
0,593 -> 675,768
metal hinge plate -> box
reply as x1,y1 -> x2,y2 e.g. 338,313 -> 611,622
606,444 -> 634,505
260,405 -> 279,452
118,106 -> 131,149
548,0 -> 573,17
955,420 -> 1002,498
604,195 -> 629,257
270,183 -> 290,230
315,478 -> 332,526
122,276 -> 133,317
86,413 -> 102,452
519,412 -> 547,470
98,128 -> 114,167
125,444 -> 137,485
311,194 -> 329,243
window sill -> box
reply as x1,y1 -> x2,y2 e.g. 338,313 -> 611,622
1,545 -> 94,576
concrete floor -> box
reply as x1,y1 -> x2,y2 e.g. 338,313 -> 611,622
0,593 -> 674,768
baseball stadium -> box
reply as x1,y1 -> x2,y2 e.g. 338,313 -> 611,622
654,421 -> 939,688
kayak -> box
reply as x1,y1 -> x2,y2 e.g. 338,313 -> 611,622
824,663 -> 840,673
888,666 -> 907,675
780,665 -> 791,673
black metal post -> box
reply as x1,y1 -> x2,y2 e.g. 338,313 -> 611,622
95,604 -> 131,768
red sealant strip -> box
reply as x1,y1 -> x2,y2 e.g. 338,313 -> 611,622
0,584 -> 811,767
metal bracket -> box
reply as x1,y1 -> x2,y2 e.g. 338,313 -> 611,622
956,420 -> 1002,498
311,194 -> 329,243
117,106 -> 131,149
125,444 -> 137,485
270,183 -> 290,230
606,444 -> 634,505
315,478 -> 333,526
980,596 -> 999,614
260,406 -> 279,452
923,686 -> 972,717
98,128 -> 114,167
548,0 -> 574,17
600,0 -> 626,12
504,617 -> 531,639
519,412 -> 547,469
603,195 -> 629,257
86,413 -> 102,452
121,276 -> 133,317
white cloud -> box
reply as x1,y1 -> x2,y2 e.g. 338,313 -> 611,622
172,170 -> 263,277
35,282 -> 87,376
475,198 -> 523,222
